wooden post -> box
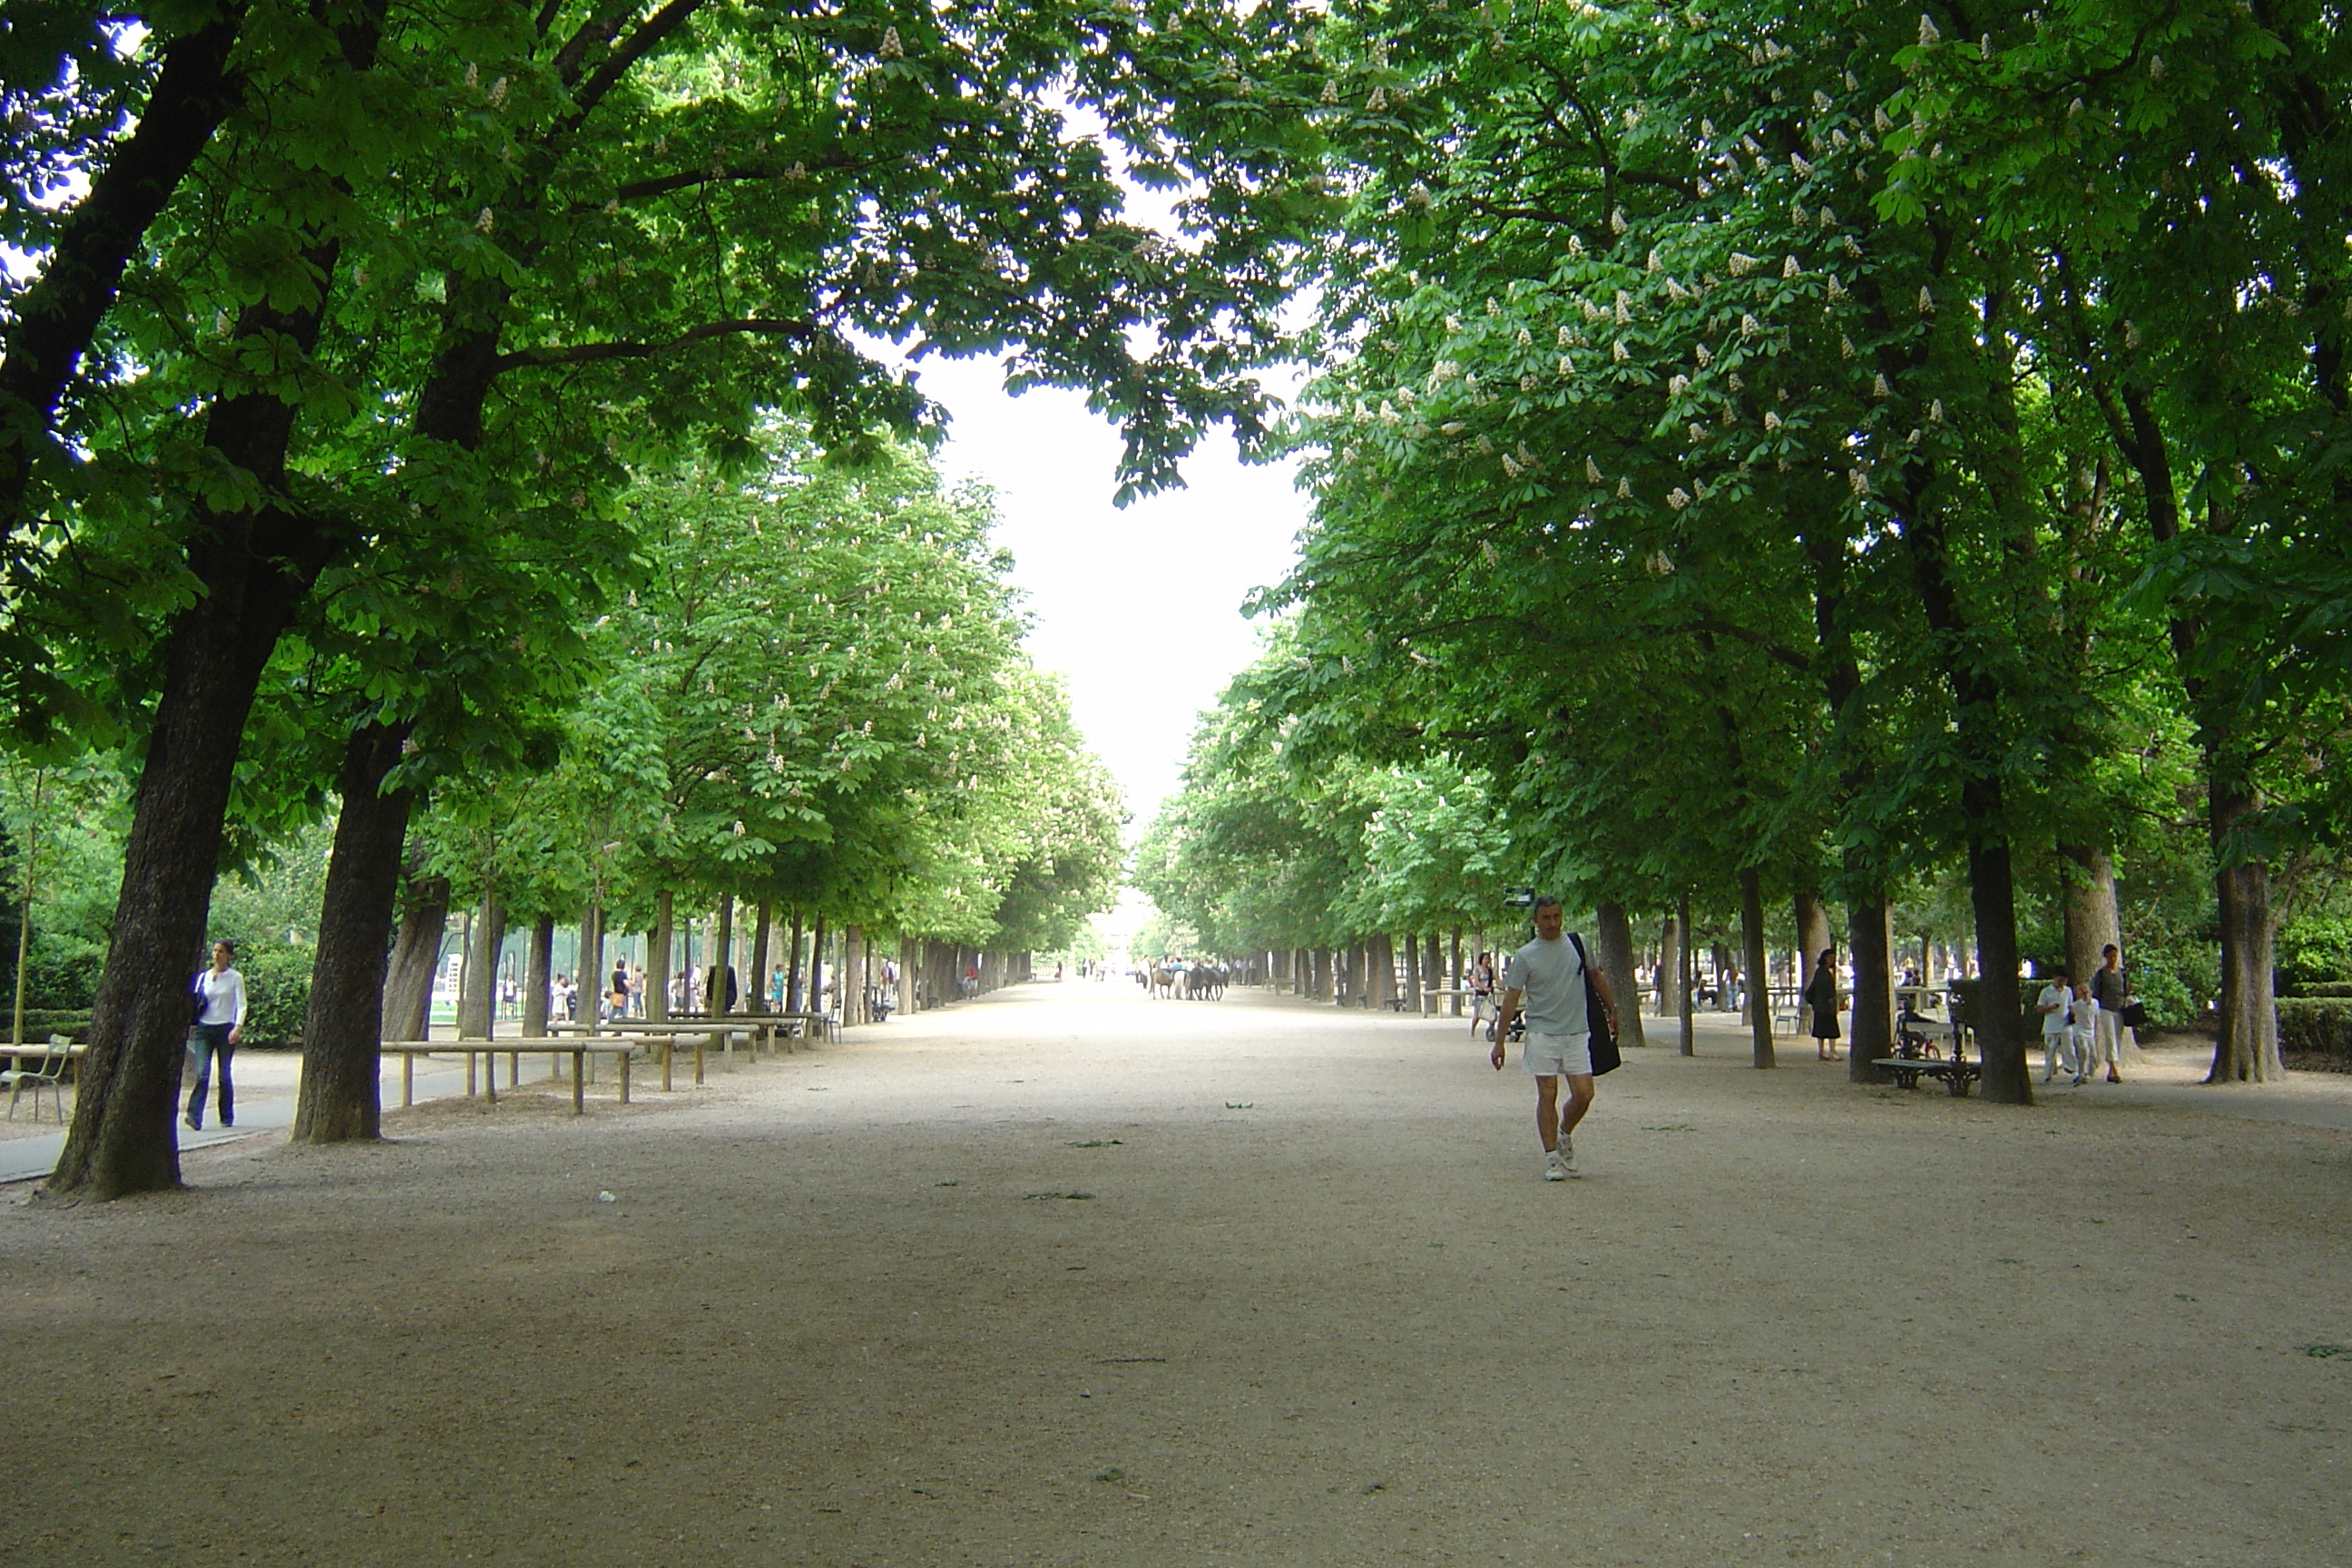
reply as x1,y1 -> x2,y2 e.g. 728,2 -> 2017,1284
618,1049 -> 630,1105
402,1054 -> 414,1108
572,1051 -> 584,1114
466,1049 -> 476,1098
484,1048 -> 496,1105
662,1038 -> 673,1093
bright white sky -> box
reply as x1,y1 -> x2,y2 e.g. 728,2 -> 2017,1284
914,355 -> 1309,832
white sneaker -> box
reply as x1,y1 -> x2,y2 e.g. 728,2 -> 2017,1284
1558,1132 -> 1576,1172
1543,1150 -> 1568,1181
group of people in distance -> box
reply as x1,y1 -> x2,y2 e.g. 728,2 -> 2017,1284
2037,943 -> 2132,1086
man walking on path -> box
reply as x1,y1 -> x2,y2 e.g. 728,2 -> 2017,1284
1491,897 -> 1620,1181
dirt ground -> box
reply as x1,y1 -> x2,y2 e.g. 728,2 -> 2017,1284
3,983 -> 2347,1567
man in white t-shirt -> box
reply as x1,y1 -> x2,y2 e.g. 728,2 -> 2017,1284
1491,896 -> 1620,1181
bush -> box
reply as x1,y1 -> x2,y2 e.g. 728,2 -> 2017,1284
2124,938 -> 2215,1030
2277,915 -> 2352,992
2288,981 -> 2352,999
14,933 -> 106,1010
232,942 -> 314,1047
2277,998 -> 2352,1071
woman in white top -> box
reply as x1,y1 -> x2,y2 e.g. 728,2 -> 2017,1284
187,939 -> 248,1131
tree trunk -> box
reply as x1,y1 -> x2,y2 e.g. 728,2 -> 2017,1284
845,924 -> 865,1025
898,935 -> 916,1016
384,864 -> 447,1042
1968,838 -> 2032,1103
1593,900 -> 1647,1050
49,541 -> 317,1197
713,894 -> 734,1014
579,904 -> 604,1024
648,890 -> 673,1022
1677,896 -> 1695,1056
291,721 -> 414,1143
522,914 -> 554,1039
1660,910 -> 1682,1022
1847,887 -> 1895,1083
1401,933 -> 1421,1013
785,910 -> 805,1012
1739,869 -> 1775,1069
1447,929 -> 1463,1015
1794,891 -> 1834,984
2059,845 -> 2122,1006
2209,784 -> 2285,1082
809,914 -> 828,1015
750,901 -> 773,1014
456,891 -> 505,1040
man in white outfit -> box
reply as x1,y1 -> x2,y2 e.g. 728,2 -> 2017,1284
1491,896 -> 1620,1181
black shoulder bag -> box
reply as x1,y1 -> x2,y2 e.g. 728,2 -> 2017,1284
1569,933 -> 1622,1075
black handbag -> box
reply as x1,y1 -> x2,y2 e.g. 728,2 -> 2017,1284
2120,1000 -> 2149,1031
1570,934 -> 1622,1075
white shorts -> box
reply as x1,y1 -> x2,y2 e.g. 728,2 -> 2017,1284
1524,1030 -> 1593,1078
1473,994 -> 1496,1020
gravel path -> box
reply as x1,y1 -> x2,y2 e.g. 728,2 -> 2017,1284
4,982 -> 2347,1566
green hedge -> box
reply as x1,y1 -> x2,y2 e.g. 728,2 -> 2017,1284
233,943 -> 314,1046
2287,981 -> 2352,999
2277,998 -> 2352,1068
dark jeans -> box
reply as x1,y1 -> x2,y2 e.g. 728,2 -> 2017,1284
187,1024 -> 235,1128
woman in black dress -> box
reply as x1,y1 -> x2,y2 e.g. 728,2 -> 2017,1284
1804,947 -> 1842,1062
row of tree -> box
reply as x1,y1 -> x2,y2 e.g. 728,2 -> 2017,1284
5,0 -> 1341,1195
1147,0 -> 2352,1102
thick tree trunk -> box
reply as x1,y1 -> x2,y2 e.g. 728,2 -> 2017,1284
456,891 -> 505,1040
522,914 -> 554,1039
2059,845 -> 2122,1006
291,722 -> 414,1144
1401,933 -> 1421,1013
1968,838 -> 2033,1104
898,935 -> 916,1016
1739,869 -> 1775,1069
50,539 -> 316,1196
1847,888 -> 1896,1083
1447,929 -> 1463,1014
382,869 -> 447,1044
1677,897 -> 1695,1056
649,890 -> 673,1022
2209,785 -> 2285,1082
1593,901 -> 1647,1050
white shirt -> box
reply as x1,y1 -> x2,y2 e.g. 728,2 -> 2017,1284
2036,982 -> 2073,1035
1504,934 -> 1589,1036
196,966 -> 248,1028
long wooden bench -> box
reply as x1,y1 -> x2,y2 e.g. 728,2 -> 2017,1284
549,1019 -> 801,1086
380,1040 -> 639,1113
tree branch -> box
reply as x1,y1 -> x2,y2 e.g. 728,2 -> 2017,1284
493,316 -> 818,374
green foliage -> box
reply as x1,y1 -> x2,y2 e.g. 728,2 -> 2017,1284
2276,914 -> 2352,991
2276,999 -> 2352,1070
231,941 -> 315,1046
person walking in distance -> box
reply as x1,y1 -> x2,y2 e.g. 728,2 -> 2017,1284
1491,897 -> 1621,1181
1804,946 -> 1843,1063
2037,965 -> 2079,1084
186,939 -> 247,1131
2089,944 -> 2128,1083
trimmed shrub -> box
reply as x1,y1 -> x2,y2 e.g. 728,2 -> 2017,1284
2277,998 -> 2352,1071
2287,981 -> 2352,999
2277,915 -> 2352,993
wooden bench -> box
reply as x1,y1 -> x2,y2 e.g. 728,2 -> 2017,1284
380,1041 -> 639,1113
552,1020 -> 776,1085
